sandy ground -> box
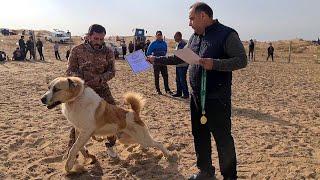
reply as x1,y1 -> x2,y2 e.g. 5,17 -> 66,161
0,35 -> 319,179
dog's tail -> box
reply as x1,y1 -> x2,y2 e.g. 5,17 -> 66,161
123,92 -> 145,115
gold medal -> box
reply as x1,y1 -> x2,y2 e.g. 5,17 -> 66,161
200,115 -> 207,124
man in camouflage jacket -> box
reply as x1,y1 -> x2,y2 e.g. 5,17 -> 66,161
66,24 -> 118,158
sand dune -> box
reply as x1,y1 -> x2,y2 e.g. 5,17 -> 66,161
0,35 -> 319,179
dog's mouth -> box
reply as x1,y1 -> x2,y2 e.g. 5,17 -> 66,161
47,101 -> 62,109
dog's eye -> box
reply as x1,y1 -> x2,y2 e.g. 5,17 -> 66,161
53,87 -> 61,93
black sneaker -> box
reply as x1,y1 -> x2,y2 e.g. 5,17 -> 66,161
157,91 -> 163,95
166,90 -> 173,95
172,93 -> 182,97
188,170 -> 215,180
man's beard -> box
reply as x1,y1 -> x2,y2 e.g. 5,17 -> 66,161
89,42 -> 102,50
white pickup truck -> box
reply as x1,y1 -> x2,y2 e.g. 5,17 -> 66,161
46,29 -> 71,43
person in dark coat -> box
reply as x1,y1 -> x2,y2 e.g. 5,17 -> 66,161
26,36 -> 35,60
267,42 -> 274,62
128,41 -> 134,53
36,38 -> 45,61
12,47 -> 24,61
18,36 -> 26,59
147,2 -> 247,179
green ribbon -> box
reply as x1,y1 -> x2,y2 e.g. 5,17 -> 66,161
200,68 -> 207,117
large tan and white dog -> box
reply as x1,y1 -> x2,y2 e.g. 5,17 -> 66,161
41,77 -> 170,172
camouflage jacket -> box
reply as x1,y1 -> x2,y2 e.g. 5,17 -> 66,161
66,43 -> 115,89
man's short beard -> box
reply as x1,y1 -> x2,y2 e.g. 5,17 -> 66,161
89,42 -> 102,49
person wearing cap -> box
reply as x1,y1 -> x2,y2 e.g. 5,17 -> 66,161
147,2 -> 247,179
146,30 -> 173,95
66,24 -> 118,158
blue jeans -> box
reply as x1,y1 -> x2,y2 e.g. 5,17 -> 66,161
176,66 -> 189,96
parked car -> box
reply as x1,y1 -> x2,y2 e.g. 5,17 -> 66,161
0,28 -> 17,36
46,29 -> 71,43
105,41 -> 123,56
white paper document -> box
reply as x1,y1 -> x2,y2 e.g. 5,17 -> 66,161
125,49 -> 152,74
174,48 -> 200,64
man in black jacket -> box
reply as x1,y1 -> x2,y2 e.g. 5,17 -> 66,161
36,38 -> 45,61
18,36 -> 26,60
147,2 -> 247,179
267,43 -> 274,62
26,36 -> 35,60
128,41 -> 134,53
248,39 -> 254,61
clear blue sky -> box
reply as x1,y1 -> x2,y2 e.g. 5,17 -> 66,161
1,0 -> 319,41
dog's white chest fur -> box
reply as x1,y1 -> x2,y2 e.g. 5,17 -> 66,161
61,88 -> 101,130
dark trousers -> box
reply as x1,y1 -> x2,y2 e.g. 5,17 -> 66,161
55,51 -> 61,60
153,65 -> 170,92
248,49 -> 254,61
122,48 -> 126,59
267,53 -> 274,61
20,48 -> 26,59
37,48 -> 44,60
175,66 -> 189,96
26,49 -> 35,59
190,95 -> 237,178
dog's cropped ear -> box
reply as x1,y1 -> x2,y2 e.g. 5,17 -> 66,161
67,78 -> 77,89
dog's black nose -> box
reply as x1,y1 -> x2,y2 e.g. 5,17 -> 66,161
41,96 -> 47,104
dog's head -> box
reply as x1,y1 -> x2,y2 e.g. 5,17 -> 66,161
41,77 -> 84,109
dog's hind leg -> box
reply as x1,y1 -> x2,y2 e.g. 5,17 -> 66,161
124,126 -> 170,157
146,140 -> 170,158
65,130 -> 93,172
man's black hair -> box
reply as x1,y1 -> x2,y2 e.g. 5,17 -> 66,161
88,24 -> 106,35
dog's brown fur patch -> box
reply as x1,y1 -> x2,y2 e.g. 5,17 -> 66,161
94,100 -> 127,130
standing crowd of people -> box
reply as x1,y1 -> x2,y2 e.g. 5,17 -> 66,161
9,35 -> 70,61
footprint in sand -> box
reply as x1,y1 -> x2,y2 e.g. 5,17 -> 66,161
22,131 -> 38,137
25,137 -> 45,148
27,164 -> 38,173
9,139 -> 24,151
